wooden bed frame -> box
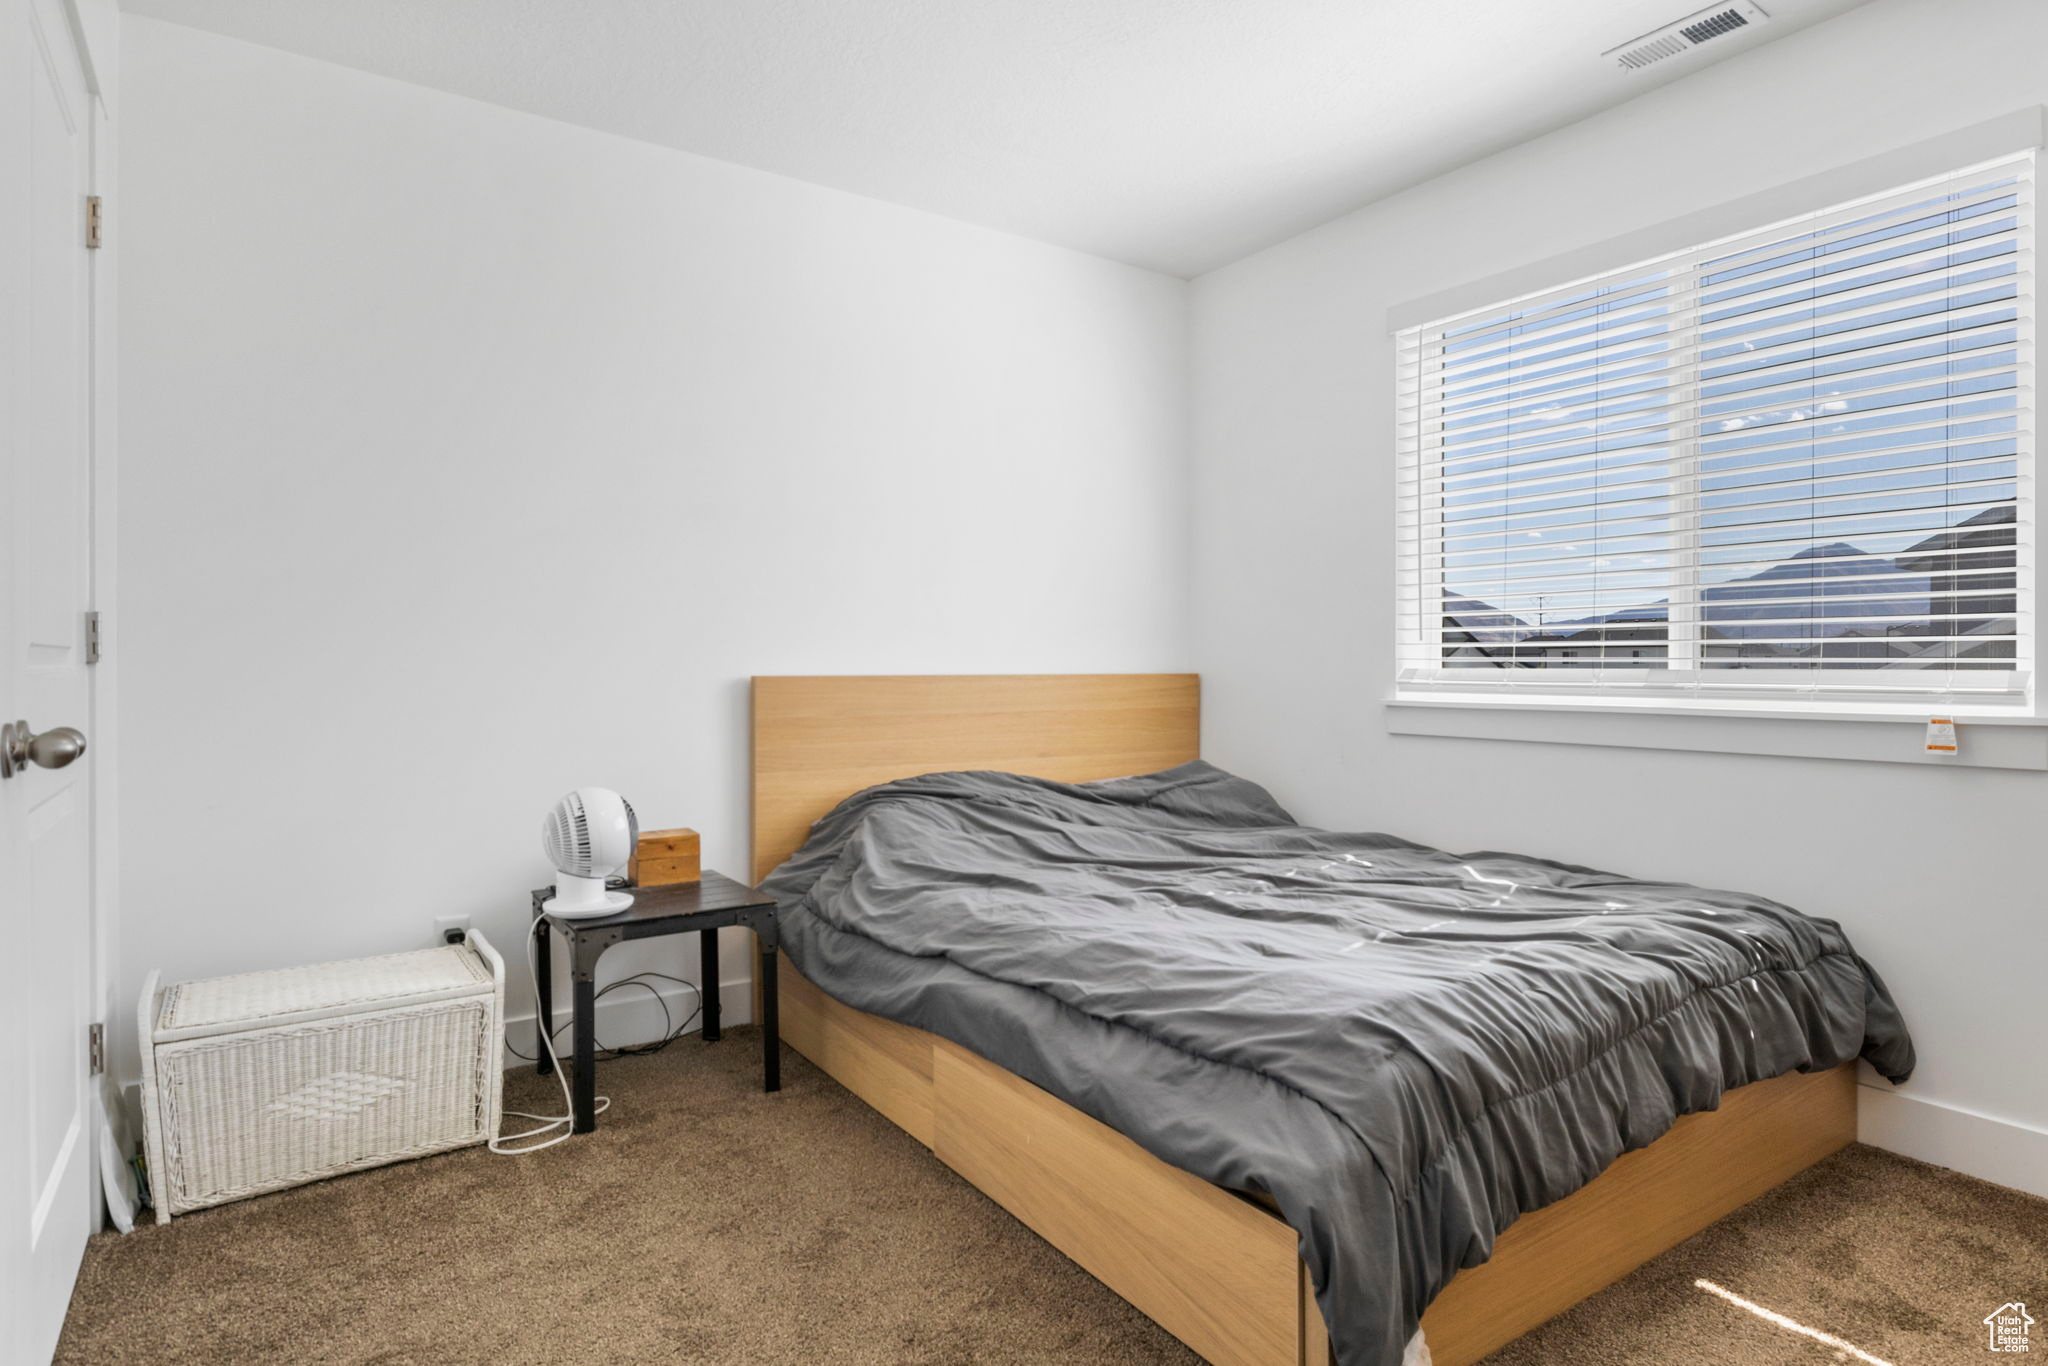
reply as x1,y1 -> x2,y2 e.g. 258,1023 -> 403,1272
750,674 -> 1856,1366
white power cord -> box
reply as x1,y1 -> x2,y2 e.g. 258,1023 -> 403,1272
490,917 -> 610,1154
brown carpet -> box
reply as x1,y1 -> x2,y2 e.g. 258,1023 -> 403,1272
58,1033 -> 2048,1365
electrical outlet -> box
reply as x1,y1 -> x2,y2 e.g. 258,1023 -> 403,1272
433,915 -> 471,947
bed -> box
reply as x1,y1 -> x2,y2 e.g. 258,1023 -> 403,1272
749,673 -> 1902,1366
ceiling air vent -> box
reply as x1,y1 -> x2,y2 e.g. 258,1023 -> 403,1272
1604,2 -> 1770,71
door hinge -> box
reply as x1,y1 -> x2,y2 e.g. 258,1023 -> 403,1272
85,195 -> 102,249
88,1023 -> 104,1076
84,610 -> 101,665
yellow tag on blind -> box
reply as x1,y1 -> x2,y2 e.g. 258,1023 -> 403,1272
1924,718 -> 1957,757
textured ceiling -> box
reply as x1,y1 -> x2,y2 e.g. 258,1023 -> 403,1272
120,0 -> 1874,276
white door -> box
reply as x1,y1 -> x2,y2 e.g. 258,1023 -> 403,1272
2,0 -> 100,1356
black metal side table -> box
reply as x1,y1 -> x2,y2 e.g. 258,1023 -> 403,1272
530,869 -> 781,1133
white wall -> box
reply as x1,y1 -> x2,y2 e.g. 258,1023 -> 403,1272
117,17 -> 1191,1059
1191,0 -> 2048,1194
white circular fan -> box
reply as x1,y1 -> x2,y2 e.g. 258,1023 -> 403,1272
540,787 -> 638,918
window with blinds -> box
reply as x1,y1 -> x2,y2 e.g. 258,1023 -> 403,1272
1395,152 -> 2034,708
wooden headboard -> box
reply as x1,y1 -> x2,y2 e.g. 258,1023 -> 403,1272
749,674 -> 1200,882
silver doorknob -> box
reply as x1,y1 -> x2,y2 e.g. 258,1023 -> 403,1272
0,721 -> 87,779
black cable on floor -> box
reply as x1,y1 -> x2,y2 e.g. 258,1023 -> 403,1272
504,970 -> 705,1063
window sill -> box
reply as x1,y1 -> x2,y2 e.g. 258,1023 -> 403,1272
1385,695 -> 2048,770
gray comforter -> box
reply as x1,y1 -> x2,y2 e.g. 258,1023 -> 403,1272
761,762 -> 1914,1366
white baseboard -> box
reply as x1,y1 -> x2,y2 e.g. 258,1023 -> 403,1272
500,975 -> 753,1070
1858,1082 -> 2048,1200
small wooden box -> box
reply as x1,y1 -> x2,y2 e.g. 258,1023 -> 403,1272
628,828 -> 701,886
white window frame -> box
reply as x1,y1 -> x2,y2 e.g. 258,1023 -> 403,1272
1386,112 -> 2048,769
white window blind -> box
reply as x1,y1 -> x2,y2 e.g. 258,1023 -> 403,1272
1395,152 -> 2035,708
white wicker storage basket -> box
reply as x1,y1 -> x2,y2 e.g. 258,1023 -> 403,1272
136,932 -> 505,1222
